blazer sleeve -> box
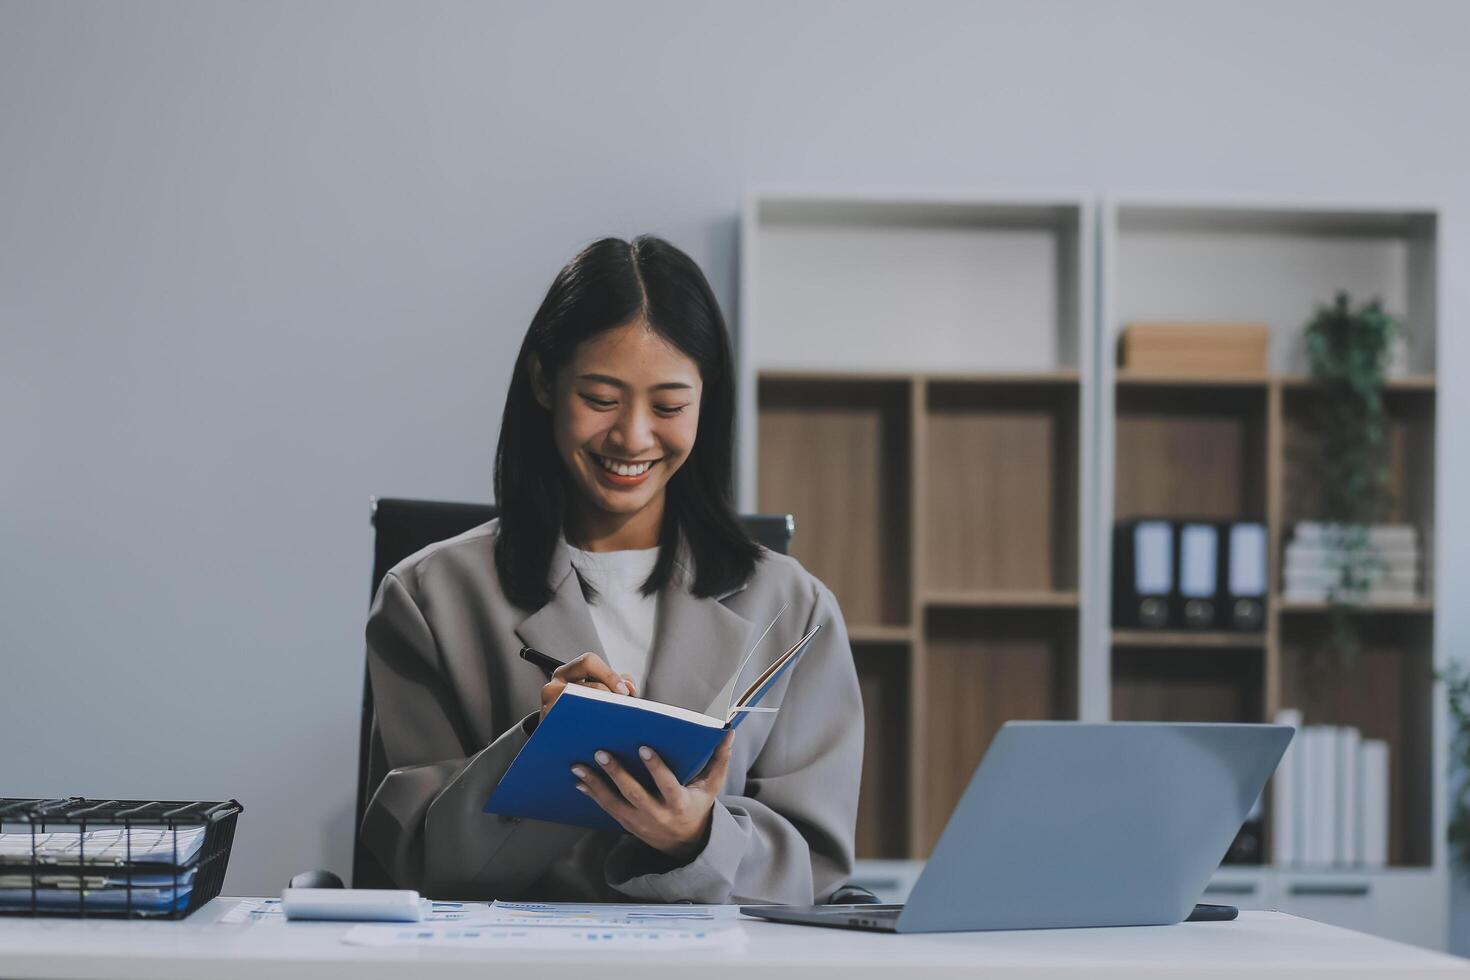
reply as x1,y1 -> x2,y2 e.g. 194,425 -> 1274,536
604,578 -> 864,904
359,571 -> 582,897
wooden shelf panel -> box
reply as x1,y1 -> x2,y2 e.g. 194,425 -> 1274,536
1111,629 -> 1265,649
1277,374 -> 1436,392
1114,384 -> 1268,521
1115,372 -> 1436,392
853,643 -> 909,860
1277,599 -> 1433,615
1112,647 -> 1264,724
1117,370 -> 1269,388
757,376 -> 912,627
918,608 -> 1077,855
1278,615 -> 1434,867
848,625 -> 916,644
921,382 -> 1080,593
1281,384 -> 1436,537
759,368 -> 1081,385
926,589 -> 1079,609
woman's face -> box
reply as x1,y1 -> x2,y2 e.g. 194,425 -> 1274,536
535,320 -> 703,534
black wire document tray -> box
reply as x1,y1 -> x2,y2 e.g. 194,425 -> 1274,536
0,797 -> 242,919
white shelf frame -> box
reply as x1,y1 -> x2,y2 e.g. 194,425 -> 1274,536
738,190 -> 1450,949
1094,194 -> 1448,950
738,186 -> 1100,723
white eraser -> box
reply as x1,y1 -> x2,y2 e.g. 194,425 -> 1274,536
281,887 -> 426,922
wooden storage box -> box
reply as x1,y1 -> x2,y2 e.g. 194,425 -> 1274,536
1120,323 -> 1269,377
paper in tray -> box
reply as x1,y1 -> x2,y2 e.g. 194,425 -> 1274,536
0,826 -> 206,867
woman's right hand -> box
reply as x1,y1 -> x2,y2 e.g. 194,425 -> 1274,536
540,652 -> 637,720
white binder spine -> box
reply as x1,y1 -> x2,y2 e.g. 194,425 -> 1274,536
1271,708 -> 1303,867
1336,727 -> 1361,867
1359,739 -> 1391,868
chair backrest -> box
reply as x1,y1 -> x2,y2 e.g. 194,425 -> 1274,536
353,496 -> 794,887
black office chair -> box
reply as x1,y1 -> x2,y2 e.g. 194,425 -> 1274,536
352,497 -> 876,904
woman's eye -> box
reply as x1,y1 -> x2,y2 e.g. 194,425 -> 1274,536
581,395 -> 616,409
656,404 -> 689,416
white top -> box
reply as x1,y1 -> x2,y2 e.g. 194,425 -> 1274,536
565,542 -> 660,693
0,902 -> 1465,980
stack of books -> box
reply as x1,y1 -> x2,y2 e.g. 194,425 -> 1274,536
1270,710 -> 1390,868
1282,522 -> 1421,604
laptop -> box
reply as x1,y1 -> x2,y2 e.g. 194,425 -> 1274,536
743,721 -> 1291,933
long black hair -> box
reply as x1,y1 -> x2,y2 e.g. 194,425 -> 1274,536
493,235 -> 761,611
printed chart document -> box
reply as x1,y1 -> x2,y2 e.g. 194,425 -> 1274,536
489,901 -> 742,924
341,923 -> 746,951
220,897 -> 741,928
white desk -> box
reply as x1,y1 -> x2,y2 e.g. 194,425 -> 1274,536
0,898 -> 1465,980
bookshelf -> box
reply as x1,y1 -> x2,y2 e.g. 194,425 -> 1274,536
739,191 -> 1447,949
740,192 -> 1093,858
1097,198 -> 1444,949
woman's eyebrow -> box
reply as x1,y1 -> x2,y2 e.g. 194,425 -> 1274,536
576,373 -> 693,392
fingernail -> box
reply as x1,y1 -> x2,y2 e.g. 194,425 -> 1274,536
571,766 -> 586,779
595,751 -> 611,766
574,784 -> 588,794
616,682 -> 630,695
638,746 -> 652,760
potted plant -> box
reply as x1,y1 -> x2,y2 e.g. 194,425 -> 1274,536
1449,664 -> 1470,864
1448,662 -> 1470,956
1300,292 -> 1403,657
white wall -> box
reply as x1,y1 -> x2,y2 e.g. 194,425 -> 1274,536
2,0 -> 1467,944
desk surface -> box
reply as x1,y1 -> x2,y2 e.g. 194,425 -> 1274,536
0,898 -> 1465,980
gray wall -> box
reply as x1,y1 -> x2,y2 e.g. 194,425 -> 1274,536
2,0 -> 1467,943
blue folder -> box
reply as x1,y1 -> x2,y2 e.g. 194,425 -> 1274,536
485,623 -> 822,832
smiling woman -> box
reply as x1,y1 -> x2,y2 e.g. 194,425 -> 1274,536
359,236 -> 865,904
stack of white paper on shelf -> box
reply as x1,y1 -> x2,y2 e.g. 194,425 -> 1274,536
1282,523 -> 1421,604
1269,710 -> 1390,868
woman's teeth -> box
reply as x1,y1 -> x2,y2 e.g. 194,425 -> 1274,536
595,455 -> 655,477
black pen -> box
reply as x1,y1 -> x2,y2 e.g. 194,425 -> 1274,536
518,646 -> 565,679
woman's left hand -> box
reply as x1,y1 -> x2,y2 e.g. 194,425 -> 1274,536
572,731 -> 734,861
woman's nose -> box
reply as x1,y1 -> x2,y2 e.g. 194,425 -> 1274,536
609,405 -> 656,452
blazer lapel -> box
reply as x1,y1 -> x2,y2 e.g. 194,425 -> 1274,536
513,541 -> 603,665
643,549 -> 754,717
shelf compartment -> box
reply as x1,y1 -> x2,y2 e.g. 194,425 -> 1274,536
852,642 -> 910,860
753,197 -> 1085,372
1280,386 -> 1436,599
1278,614 -> 1434,867
1114,383 -> 1268,521
1114,205 -> 1437,375
1111,647 -> 1264,723
758,376 -> 912,628
922,381 -> 1080,594
918,607 -> 1076,854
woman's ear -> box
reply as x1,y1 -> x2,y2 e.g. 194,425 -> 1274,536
529,354 -> 553,411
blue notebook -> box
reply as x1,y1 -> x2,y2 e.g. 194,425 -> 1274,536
485,622 -> 823,832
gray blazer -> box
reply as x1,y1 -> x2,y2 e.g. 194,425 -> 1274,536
360,518 -> 863,904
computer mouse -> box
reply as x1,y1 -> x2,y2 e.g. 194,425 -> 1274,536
287,869 -> 344,890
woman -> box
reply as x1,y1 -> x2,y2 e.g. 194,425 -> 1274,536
361,236 -> 863,904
